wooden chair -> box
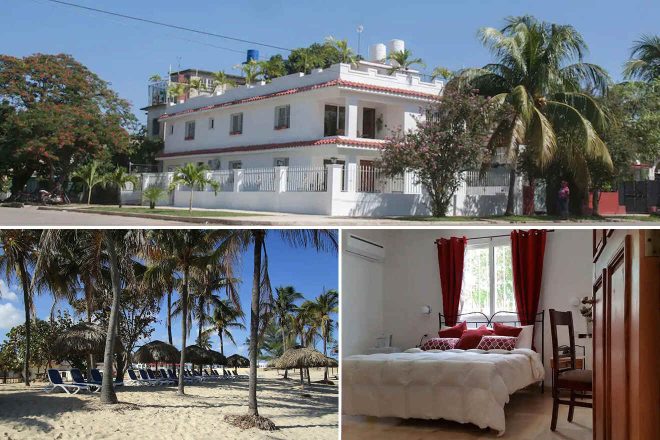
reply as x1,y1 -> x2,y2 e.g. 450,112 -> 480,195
549,309 -> 593,431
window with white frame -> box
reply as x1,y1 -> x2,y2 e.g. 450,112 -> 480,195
229,160 -> 242,169
230,113 -> 243,134
324,105 -> 346,136
185,121 -> 195,140
274,105 -> 290,129
207,159 -> 221,170
209,118 -> 215,130
460,239 -> 516,317
273,157 -> 289,166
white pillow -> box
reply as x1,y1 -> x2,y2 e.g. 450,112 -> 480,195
515,325 -> 534,349
404,347 -> 423,353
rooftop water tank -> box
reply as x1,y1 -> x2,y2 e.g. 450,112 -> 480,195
246,49 -> 259,63
369,43 -> 387,63
388,39 -> 405,66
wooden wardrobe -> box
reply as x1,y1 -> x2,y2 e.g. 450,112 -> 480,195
592,229 -> 659,440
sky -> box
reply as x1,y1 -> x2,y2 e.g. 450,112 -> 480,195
0,231 -> 339,359
3,0 -> 658,124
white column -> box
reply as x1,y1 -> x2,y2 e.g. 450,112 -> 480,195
327,164 -> 344,194
233,169 -> 243,192
346,163 -> 357,193
345,97 -> 359,138
274,166 -> 287,193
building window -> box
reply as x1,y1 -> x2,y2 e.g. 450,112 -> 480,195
324,105 -> 346,136
169,124 -> 174,135
460,240 -> 516,317
229,160 -> 242,169
230,113 -> 243,135
151,118 -> 160,136
273,158 -> 289,167
185,121 -> 195,140
208,159 -> 221,170
209,118 -> 215,130
274,105 -> 290,130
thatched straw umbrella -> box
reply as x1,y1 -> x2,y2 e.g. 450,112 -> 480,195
53,322 -> 124,360
184,345 -> 214,372
207,349 -> 226,367
226,354 -> 249,374
134,340 -> 180,366
273,347 -> 335,389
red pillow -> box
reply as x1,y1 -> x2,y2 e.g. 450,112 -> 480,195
421,338 -> 459,351
438,321 -> 467,338
476,335 -> 517,351
456,325 -> 494,350
493,322 -> 523,337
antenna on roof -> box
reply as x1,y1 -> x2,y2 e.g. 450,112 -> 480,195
357,25 -> 364,57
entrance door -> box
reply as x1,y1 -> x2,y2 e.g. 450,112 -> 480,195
362,108 -> 376,139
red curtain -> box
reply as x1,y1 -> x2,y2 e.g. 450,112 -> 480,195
511,229 -> 547,327
436,237 -> 467,326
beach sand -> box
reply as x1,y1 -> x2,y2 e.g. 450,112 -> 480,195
0,368 -> 338,440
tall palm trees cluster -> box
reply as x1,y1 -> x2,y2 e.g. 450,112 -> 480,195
271,286 -> 338,381
0,228 -> 337,429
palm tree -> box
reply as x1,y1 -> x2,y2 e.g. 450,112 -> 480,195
167,82 -> 188,103
207,300 -> 245,371
72,160 -> 106,205
146,230 -> 234,395
459,15 -> 612,214
142,185 -> 166,209
312,289 -> 338,381
325,36 -> 357,65
168,163 -> 220,213
0,230 -> 39,386
388,49 -> 425,74
105,167 -> 138,208
430,66 -> 454,81
272,286 -> 302,378
148,74 -> 163,82
221,230 -> 337,429
237,60 -> 262,85
212,71 -> 236,94
623,34 -> 660,82
143,260 -> 176,345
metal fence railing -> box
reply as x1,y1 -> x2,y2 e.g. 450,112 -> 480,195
357,167 -> 408,194
209,171 -> 234,192
286,166 -> 327,192
464,169 -> 510,187
242,168 -> 275,192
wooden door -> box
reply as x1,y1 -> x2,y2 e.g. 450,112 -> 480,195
592,272 -> 606,440
362,108 -> 376,139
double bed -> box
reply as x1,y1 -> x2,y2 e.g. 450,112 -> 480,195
342,311 -> 545,436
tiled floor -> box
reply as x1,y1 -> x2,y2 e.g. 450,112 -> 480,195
342,389 -> 592,439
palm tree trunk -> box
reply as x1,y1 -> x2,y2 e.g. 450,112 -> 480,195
177,265 -> 190,395
281,323 -> 288,379
219,331 -> 225,374
323,331 -> 328,382
100,233 -> 121,404
87,185 -> 92,205
306,367 -> 311,385
18,258 -> 31,386
505,168 -> 517,216
188,191 -> 193,213
167,291 -> 173,345
85,284 -> 95,379
248,233 -> 263,416
299,367 -> 304,390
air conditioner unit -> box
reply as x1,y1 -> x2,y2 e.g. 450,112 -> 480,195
345,234 -> 385,262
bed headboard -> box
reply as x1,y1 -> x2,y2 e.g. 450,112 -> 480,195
438,310 -> 545,367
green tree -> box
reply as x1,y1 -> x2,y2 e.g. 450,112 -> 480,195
325,37 -> 357,65
458,15 -> 613,214
379,88 -> 511,216
388,49 -> 425,74
284,43 -> 342,74
207,300 -> 245,371
142,186 -> 167,209
311,289 -> 338,381
168,82 -> 188,103
0,230 -> 39,385
237,60 -> 263,85
72,160 -> 106,205
0,54 -> 135,196
105,167 -> 138,208
258,56 -> 287,82
623,34 -> 660,82
168,163 -> 220,213
212,71 -> 236,93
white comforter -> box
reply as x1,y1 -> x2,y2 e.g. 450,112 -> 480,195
342,348 -> 544,434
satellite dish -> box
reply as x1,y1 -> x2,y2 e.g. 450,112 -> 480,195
357,25 -> 364,33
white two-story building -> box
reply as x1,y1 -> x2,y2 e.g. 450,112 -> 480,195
156,41 -> 443,175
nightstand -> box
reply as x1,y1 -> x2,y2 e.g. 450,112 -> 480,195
365,347 -> 402,354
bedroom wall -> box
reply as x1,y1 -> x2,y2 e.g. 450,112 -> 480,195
378,228 -> 593,384
341,229 -> 387,356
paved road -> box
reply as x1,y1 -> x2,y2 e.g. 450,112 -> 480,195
0,206 -> 189,226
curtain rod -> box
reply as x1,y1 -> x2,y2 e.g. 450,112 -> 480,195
433,230 -> 555,244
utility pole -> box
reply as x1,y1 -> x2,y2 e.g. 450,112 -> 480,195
357,25 -> 364,58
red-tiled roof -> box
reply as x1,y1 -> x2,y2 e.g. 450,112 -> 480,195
159,79 -> 440,121
156,137 -> 385,159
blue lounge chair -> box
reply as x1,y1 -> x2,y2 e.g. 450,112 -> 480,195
44,369 -> 89,394
127,369 -> 151,386
138,369 -> 163,385
90,368 -> 124,387
167,368 -> 193,383
146,368 -> 175,385
69,368 -> 101,392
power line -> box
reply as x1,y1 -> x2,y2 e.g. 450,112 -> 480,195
39,0 -> 292,52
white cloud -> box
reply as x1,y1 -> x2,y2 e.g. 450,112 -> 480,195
0,302 -> 24,329
0,280 -> 18,302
